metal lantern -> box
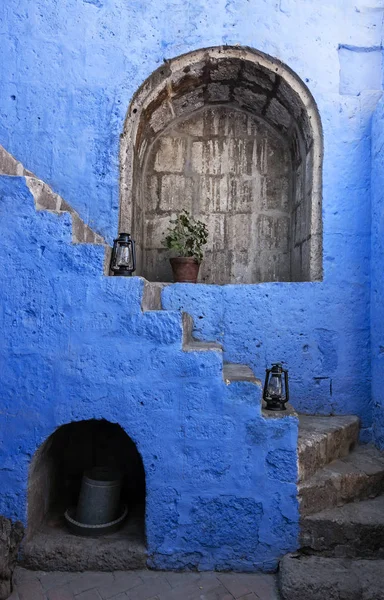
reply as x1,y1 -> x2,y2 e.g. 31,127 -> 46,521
110,233 -> 136,276
263,363 -> 289,411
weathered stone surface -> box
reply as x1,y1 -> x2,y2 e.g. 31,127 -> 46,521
153,138 -> 187,173
0,516 -> 23,600
299,445 -> 384,516
301,494 -> 384,558
298,415 -> 360,482
143,106 -> 292,284
25,177 -> 60,211
12,567 -> 280,600
21,517 -> 146,572
141,280 -> 168,311
279,554 -> 384,600
0,145 -> 24,176
223,363 -> 259,384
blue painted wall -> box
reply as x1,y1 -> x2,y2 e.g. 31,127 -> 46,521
371,96 -> 384,450
0,176 -> 299,571
0,0 -> 381,244
0,0 -> 381,434
0,0 -> 383,571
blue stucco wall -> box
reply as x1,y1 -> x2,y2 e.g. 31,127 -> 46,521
0,1 -> 381,435
0,0 -> 381,244
371,96 -> 384,450
0,0 -> 383,572
0,176 -> 299,571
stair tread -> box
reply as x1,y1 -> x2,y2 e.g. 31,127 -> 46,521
298,414 -> 360,483
184,340 -> 223,352
300,494 -> 384,558
303,494 -> 384,524
300,444 -> 384,490
298,414 -> 359,442
279,554 -> 384,600
223,363 -> 259,383
299,444 -> 384,516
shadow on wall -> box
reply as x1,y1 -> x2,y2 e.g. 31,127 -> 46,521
27,420 -> 145,541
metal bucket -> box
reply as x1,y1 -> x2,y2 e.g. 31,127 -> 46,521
75,467 -> 122,525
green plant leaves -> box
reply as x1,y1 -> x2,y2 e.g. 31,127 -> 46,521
162,210 -> 208,263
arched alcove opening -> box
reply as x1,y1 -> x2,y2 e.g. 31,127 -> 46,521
120,46 -> 323,284
26,420 -> 146,570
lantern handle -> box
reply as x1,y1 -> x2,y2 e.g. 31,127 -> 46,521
110,238 -> 118,272
130,236 -> 136,272
284,369 -> 289,403
263,368 -> 271,399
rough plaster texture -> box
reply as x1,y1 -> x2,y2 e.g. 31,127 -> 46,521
0,176 -> 299,572
144,107 -> 292,284
161,273 -> 372,432
0,0 -> 380,243
0,0 -> 383,572
0,0 -> 379,430
371,96 -> 384,449
0,145 -> 107,249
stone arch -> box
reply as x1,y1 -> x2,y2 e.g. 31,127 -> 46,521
120,46 -> 323,284
26,419 -> 146,567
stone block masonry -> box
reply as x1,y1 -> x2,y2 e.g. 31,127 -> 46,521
121,46 -> 322,284
144,107 -> 291,284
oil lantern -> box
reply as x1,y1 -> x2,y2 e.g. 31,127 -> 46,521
110,233 -> 136,276
263,363 -> 289,411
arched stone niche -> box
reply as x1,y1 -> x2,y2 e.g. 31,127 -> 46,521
27,420 -> 145,544
120,46 -> 323,284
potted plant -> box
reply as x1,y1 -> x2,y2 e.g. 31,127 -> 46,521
162,210 -> 208,283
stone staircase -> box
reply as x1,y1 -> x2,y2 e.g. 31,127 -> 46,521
0,145 -> 107,249
1,145 -> 260,397
280,415 -> 384,600
141,280 -> 259,387
1,147 -> 265,573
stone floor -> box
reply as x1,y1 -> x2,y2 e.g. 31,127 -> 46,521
10,567 -> 280,600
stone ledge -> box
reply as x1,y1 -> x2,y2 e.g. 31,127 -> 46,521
0,145 -> 108,250
223,363 -> 260,384
0,516 -> 24,600
298,415 -> 360,482
299,444 -> 384,516
279,554 -> 384,600
262,403 -> 298,418
300,494 -> 384,558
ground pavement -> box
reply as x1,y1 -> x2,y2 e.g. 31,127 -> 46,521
10,567 -> 280,600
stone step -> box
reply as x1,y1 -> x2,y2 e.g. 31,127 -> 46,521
299,444 -> 384,516
0,146 -> 107,249
183,340 -> 223,352
141,280 -> 169,311
21,513 -> 146,572
223,363 -> 259,384
182,312 -> 223,352
300,494 -> 384,558
298,415 -> 359,482
279,554 -> 384,600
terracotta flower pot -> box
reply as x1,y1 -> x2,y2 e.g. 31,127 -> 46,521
170,257 -> 200,283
